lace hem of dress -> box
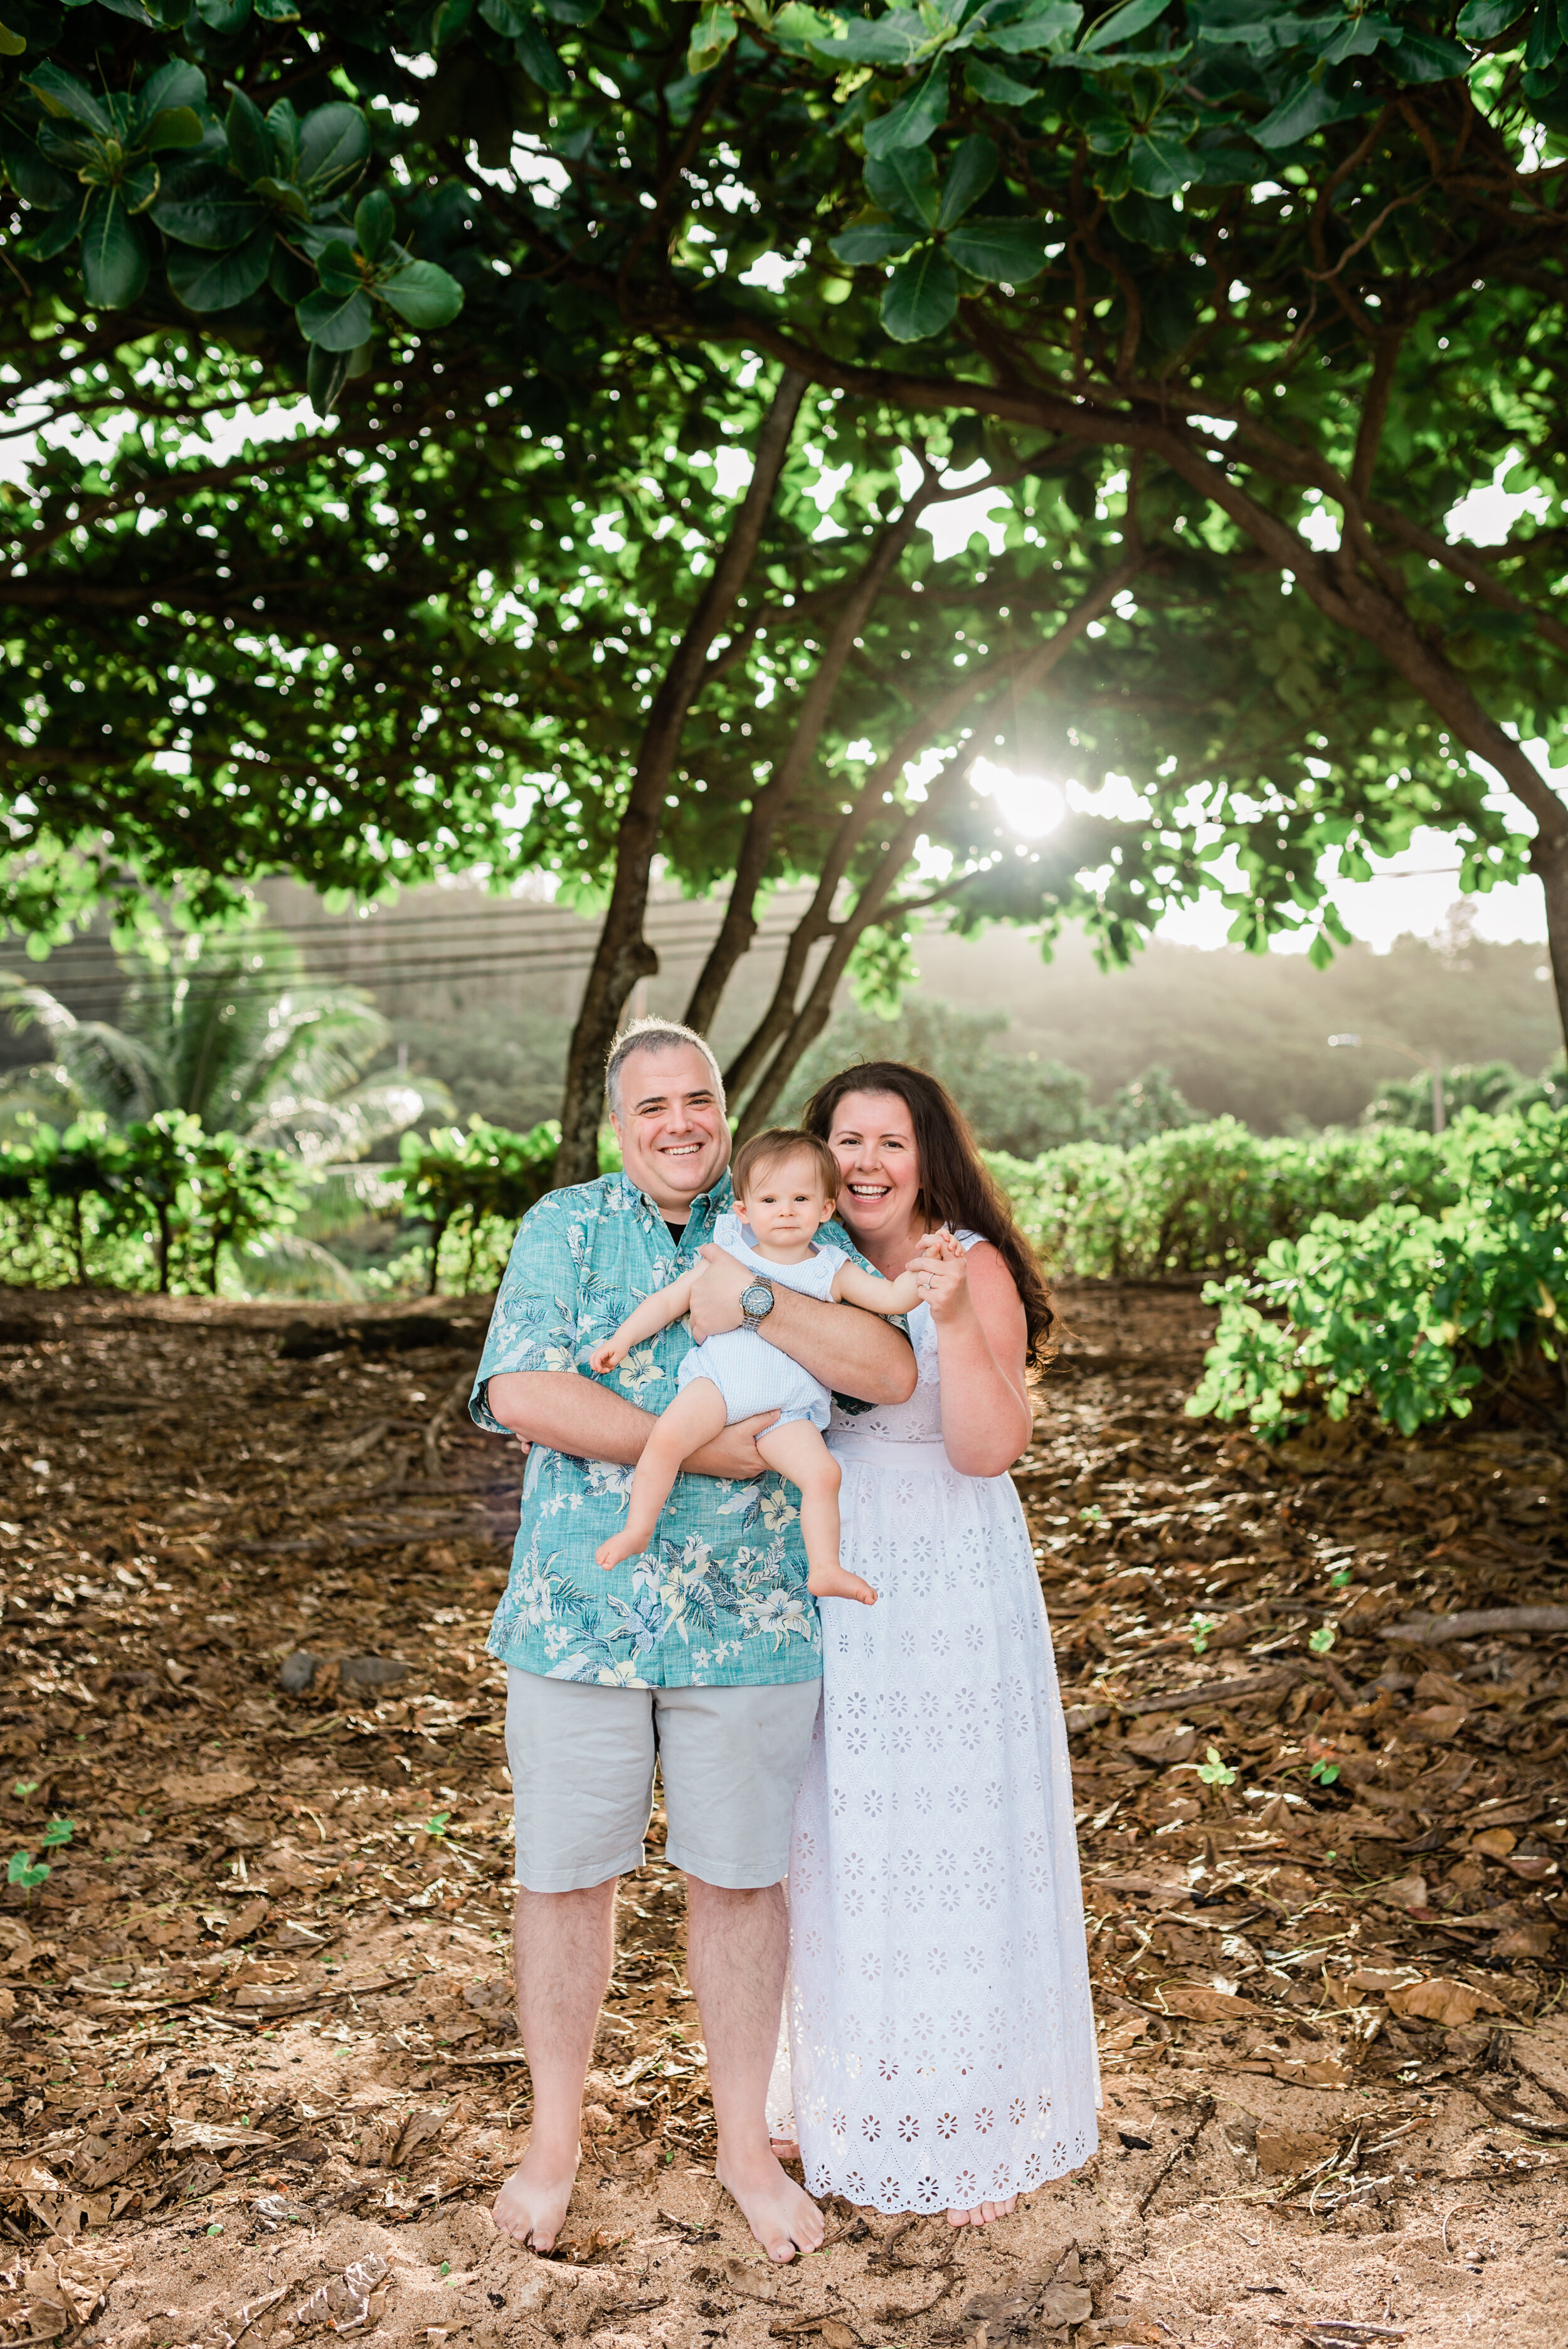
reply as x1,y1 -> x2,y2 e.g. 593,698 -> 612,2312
801,2126 -> 1097,2215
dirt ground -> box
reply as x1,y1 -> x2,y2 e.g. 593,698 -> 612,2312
1,1280 -> 1566,2349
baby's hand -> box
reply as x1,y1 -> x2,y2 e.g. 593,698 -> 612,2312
589,1340 -> 621,1376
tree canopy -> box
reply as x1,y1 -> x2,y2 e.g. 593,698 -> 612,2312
3,0 -> 1565,1167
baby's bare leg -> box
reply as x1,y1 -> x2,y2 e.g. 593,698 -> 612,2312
754,1422 -> 876,1607
596,1381 -> 729,1570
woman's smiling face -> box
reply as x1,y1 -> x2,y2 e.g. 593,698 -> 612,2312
825,1090 -> 922,1250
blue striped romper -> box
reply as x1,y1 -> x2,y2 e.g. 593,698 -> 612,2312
675,1211 -> 847,1432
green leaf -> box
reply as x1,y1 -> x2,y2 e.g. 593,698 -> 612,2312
1456,0 -> 1525,37
154,175 -> 265,246
23,59 -> 113,134
965,57 -> 1039,102
145,107 -> 206,153
21,203 -> 83,259
829,220 -> 919,263
1126,126 -> 1192,194
7,1852 -> 49,1887
266,97 -> 299,178
985,0 -> 1081,55
479,0 -> 525,28
863,61 -> 950,159
1,125 -> 74,209
881,241 -> 958,339
315,237 -> 362,294
254,0 -> 299,18
355,188 -> 396,263
688,3 -> 736,75
378,256 -> 465,327
935,134 -> 998,229
432,0 -> 474,45
306,339 -> 353,417
41,1818 -> 73,1848
1253,75 -> 1338,149
812,7 -> 938,66
944,215 -> 1051,282
297,282 -> 374,349
225,84 -> 272,183
297,102 -> 371,190
138,59 -> 206,115
865,146 -> 940,229
80,188 -> 150,305
1389,28 -> 1471,80
196,0 -> 253,29
268,238 -> 314,302
513,20 -> 570,92
1078,0 -> 1166,55
0,17 -> 28,53
1523,6 -> 1563,66
250,174 -> 310,221
167,221 -> 273,308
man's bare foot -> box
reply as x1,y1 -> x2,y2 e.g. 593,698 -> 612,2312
595,1526 -> 650,1572
491,2139 -> 580,2251
716,2152 -> 825,2263
946,2195 -> 1016,2227
806,1562 -> 877,1606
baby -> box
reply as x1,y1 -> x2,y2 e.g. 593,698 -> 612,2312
590,1127 -> 941,1606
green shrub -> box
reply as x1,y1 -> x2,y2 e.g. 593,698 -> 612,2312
1187,1107 -> 1568,1434
988,1119 -> 1455,1281
0,1113 -> 307,1293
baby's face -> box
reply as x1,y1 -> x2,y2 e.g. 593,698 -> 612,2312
738,1157 -> 837,1251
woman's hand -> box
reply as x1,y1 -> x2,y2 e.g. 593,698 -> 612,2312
908,1228 -> 972,1324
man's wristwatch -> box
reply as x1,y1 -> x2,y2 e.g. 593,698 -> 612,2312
740,1278 -> 776,1333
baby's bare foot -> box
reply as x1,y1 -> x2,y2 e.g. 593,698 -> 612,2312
716,2152 -> 824,2264
807,1562 -> 877,1606
595,1528 -> 649,1572
492,2140 -> 579,2252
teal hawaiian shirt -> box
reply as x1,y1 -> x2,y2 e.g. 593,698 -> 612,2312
472,1170 -> 898,1689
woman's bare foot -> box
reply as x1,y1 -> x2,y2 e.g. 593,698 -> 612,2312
946,2195 -> 1017,2227
770,2136 -> 801,2162
716,2151 -> 825,2263
491,2138 -> 580,2252
806,1562 -> 877,1606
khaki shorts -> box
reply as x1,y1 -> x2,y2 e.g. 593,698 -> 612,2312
504,1667 -> 822,1894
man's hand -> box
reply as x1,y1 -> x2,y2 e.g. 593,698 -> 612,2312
687,1243 -> 752,1342
683,1409 -> 781,1481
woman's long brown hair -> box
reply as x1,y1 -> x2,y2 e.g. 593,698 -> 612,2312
803,1060 -> 1057,1376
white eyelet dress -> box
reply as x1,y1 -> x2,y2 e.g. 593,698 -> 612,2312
777,1233 -> 1099,2214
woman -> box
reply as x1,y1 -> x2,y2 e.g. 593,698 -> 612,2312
776,1063 -> 1099,2227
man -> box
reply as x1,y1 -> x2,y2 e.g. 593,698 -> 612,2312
472,1019 -> 916,2263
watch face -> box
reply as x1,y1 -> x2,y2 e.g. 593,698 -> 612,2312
740,1281 -> 774,1318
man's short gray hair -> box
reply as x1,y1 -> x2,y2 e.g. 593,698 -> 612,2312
605,1017 -> 727,1118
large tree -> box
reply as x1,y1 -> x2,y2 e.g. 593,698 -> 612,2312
6,1 -> 1563,1165
278,0 -> 1559,1044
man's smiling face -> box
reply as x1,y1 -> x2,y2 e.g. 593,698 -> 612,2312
609,1043 -> 731,1216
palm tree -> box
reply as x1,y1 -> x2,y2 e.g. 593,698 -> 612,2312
0,926 -> 450,1160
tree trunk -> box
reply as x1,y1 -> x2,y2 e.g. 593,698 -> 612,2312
552,366 -> 808,1188
734,770 -> 969,1138
682,496 -> 930,1037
